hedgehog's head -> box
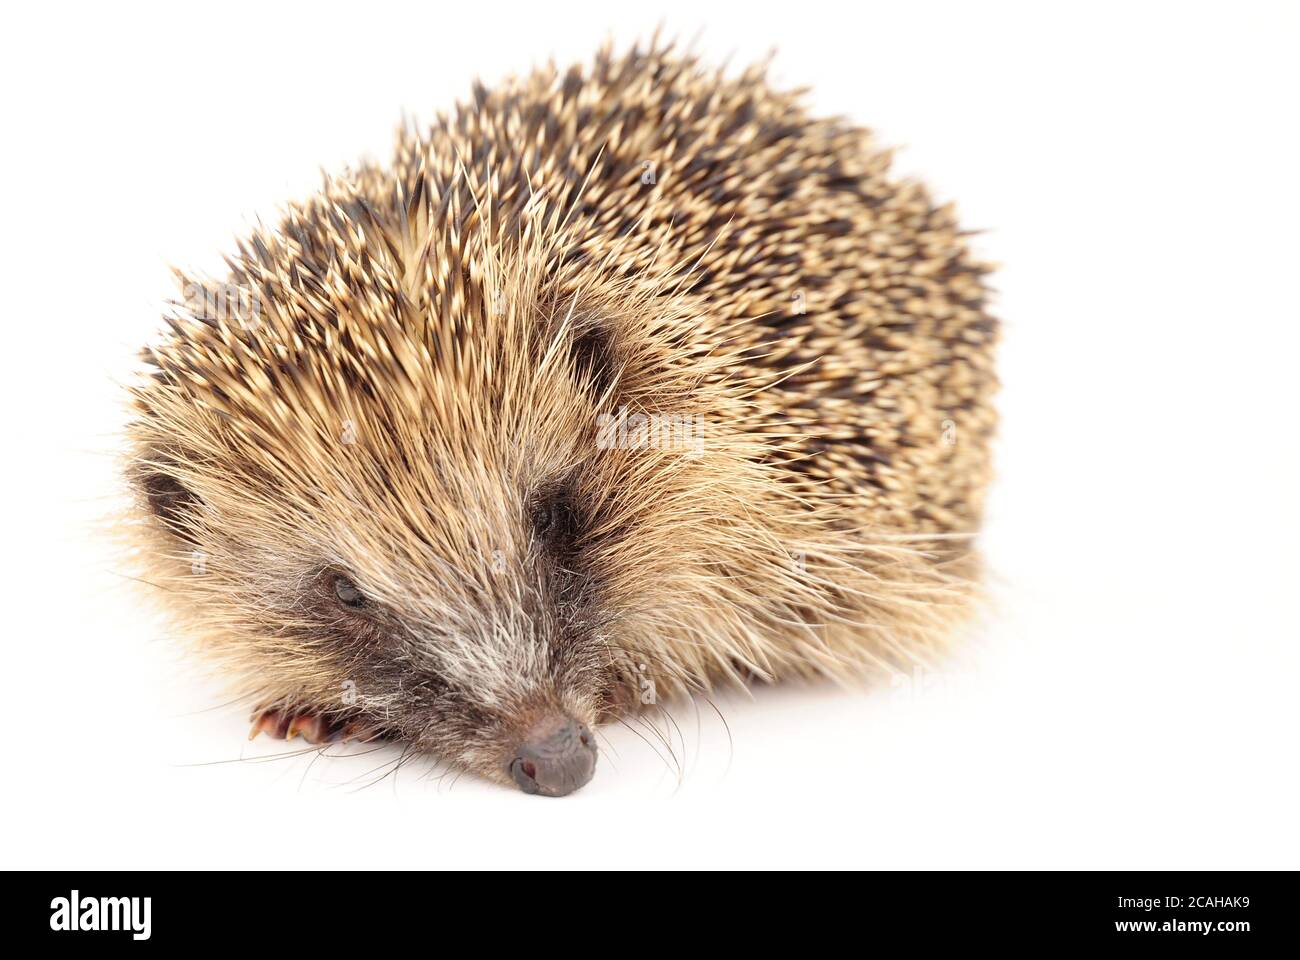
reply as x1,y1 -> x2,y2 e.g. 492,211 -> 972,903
126,194 -> 816,796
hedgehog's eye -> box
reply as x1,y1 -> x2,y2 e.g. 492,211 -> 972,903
332,575 -> 367,609
530,493 -> 579,548
139,468 -> 203,539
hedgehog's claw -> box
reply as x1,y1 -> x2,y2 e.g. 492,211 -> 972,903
248,708 -> 375,745
248,708 -> 283,741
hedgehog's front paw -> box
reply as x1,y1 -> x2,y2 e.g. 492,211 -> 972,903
248,707 -> 376,745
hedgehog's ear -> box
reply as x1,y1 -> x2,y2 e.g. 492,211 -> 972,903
137,466 -> 205,541
570,318 -> 620,398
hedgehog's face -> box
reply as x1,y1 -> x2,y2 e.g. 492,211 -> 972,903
134,358 -> 618,795
130,275 -> 775,797
131,198 -> 819,795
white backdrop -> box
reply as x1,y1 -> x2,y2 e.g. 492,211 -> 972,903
3,0 -> 1297,869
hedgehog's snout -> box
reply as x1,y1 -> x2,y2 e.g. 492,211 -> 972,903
508,716 -> 597,797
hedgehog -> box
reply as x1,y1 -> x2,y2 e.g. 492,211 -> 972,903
124,40 -> 997,797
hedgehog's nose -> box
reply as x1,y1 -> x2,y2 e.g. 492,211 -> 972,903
508,717 -> 597,797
